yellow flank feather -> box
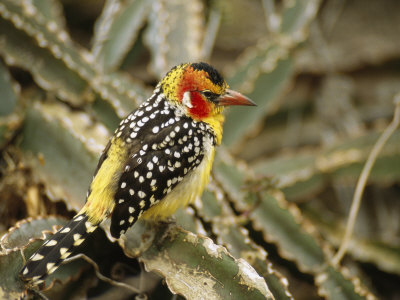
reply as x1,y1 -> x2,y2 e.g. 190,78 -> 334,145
81,138 -> 126,224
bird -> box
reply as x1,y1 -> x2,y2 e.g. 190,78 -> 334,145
20,62 -> 255,285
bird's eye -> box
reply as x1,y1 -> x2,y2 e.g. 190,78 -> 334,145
202,91 -> 213,97
201,90 -> 218,102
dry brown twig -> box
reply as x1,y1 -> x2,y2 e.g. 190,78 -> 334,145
332,93 -> 400,266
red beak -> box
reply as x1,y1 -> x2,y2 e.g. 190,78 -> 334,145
217,89 -> 256,106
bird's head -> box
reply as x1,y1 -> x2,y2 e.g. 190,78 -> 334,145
159,62 -> 255,121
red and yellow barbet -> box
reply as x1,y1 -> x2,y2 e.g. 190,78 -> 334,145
20,62 -> 255,285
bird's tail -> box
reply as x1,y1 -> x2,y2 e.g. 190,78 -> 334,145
20,213 -> 98,285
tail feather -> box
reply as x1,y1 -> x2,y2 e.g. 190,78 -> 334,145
20,214 -> 98,284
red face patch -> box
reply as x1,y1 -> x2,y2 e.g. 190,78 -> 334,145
188,91 -> 212,119
176,67 -> 215,120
